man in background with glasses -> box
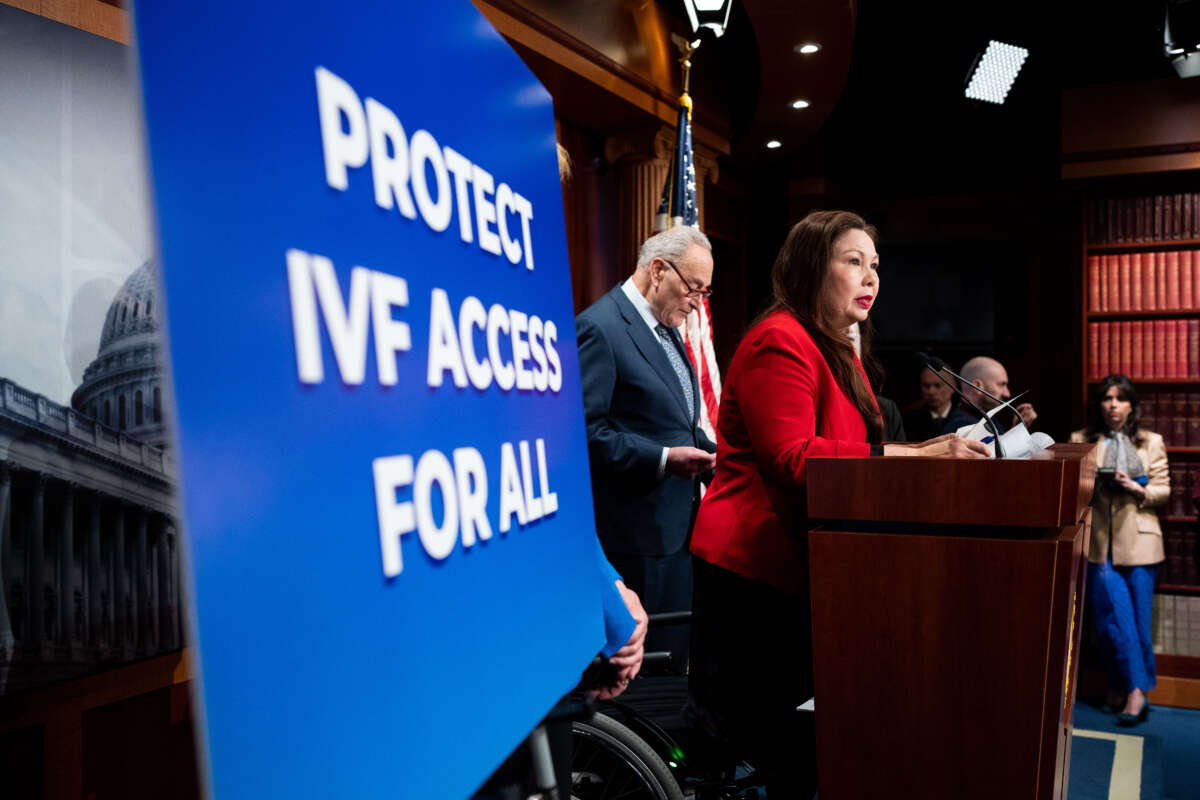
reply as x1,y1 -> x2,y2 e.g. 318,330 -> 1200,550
575,226 -> 717,673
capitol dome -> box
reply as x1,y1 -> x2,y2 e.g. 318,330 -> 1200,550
71,261 -> 168,447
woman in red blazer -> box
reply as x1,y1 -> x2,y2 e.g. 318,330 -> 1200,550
688,211 -> 986,796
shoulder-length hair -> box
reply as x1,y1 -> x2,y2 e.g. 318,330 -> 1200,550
757,209 -> 884,442
1084,373 -> 1144,445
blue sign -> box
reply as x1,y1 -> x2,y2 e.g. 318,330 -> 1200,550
131,3 -> 605,797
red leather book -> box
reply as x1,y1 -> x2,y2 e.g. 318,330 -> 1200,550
1190,319 -> 1200,378
1119,320 -> 1132,376
1194,192 -> 1200,242
1098,322 -> 1110,377
1192,249 -> 1200,308
1108,321 -> 1119,376
1131,252 -> 1144,310
1171,398 -> 1180,450
1154,319 -> 1167,378
1182,250 -> 1194,310
1145,320 -> 1156,379
1193,249 -> 1200,308
1189,392 -> 1200,447
1166,319 -> 1179,378
1185,193 -> 1195,239
1108,254 -> 1121,312
1167,250 -> 1181,309
1142,391 -> 1158,433
1187,539 -> 1199,585
1088,255 -> 1100,311
1178,319 -> 1190,378
1174,392 -> 1188,447
1136,196 -> 1146,241
1155,194 -> 1164,241
1156,251 -> 1169,310
1088,322 -> 1099,379
1130,320 -> 1144,378
1119,252 -> 1132,311
1145,250 -> 1158,310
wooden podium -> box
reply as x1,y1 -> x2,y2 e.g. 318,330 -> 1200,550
805,443 -> 1096,800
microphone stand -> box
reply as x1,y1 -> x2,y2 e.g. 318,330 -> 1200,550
927,370 -> 1006,459
917,354 -> 1006,459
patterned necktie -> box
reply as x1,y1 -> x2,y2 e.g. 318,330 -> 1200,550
656,324 -> 694,420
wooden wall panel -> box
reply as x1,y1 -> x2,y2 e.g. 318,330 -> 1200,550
1,0 -> 129,44
1062,78 -> 1200,178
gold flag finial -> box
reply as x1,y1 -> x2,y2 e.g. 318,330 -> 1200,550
670,33 -> 699,116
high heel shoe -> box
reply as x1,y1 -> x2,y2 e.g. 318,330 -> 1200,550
1116,702 -> 1150,727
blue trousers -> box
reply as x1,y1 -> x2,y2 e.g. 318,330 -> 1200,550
1087,561 -> 1159,693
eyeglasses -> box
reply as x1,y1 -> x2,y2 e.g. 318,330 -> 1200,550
661,259 -> 713,299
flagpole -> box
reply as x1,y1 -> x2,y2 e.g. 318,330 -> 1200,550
678,39 -> 695,98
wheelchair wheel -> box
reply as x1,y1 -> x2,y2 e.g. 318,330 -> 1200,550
570,711 -> 684,800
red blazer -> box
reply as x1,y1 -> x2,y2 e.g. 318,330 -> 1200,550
690,311 -> 874,594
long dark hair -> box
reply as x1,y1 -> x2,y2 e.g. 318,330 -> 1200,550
756,210 -> 885,443
1084,373 -> 1144,445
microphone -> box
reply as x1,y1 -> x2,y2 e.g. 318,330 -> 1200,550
925,356 -> 1013,410
915,353 -> 1005,458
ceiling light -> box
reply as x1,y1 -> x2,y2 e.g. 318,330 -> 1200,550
766,140 -> 782,149
791,99 -> 810,109
964,40 -> 1029,104
682,0 -> 734,40
795,43 -> 820,54
1163,3 -> 1200,78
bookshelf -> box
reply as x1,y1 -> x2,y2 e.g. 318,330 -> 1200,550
1082,191 -> 1200,687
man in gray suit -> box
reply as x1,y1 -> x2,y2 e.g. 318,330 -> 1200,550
575,226 -> 717,671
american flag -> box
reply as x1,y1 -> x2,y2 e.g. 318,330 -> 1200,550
654,95 -> 697,230
653,91 -> 721,442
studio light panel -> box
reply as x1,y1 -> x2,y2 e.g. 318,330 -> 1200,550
965,40 -> 1029,104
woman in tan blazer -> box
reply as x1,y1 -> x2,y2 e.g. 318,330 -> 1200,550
1070,374 -> 1169,726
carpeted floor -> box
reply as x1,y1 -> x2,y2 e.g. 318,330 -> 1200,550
609,680 -> 1200,799
1070,701 -> 1200,800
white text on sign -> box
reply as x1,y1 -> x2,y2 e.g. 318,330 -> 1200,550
372,439 -> 559,578
286,248 -> 562,393
315,67 -> 536,270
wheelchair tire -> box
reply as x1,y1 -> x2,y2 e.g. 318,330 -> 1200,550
570,711 -> 684,800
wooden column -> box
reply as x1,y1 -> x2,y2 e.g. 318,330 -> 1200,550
606,126 -> 673,273
606,126 -> 719,268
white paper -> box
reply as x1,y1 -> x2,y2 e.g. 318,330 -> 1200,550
955,400 -> 1054,459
